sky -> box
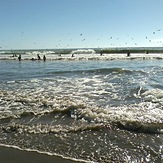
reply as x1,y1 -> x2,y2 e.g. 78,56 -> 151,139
0,0 -> 163,50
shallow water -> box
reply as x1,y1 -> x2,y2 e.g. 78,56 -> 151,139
0,57 -> 163,162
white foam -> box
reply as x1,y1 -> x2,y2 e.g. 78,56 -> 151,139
0,76 -> 163,127
142,89 -> 163,103
71,49 -> 96,54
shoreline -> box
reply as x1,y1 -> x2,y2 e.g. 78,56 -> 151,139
0,145 -> 81,163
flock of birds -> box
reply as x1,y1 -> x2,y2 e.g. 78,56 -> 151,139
53,28 -> 163,48
0,28 -> 162,49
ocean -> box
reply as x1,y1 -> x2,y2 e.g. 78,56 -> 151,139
0,48 -> 163,162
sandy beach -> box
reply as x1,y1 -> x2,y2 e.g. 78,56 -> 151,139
0,146 -> 78,163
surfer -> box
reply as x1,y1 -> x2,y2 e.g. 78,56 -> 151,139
43,55 -> 46,61
145,51 -> 149,54
12,54 -> 17,57
37,54 -> 41,60
127,51 -> 130,57
18,54 -> 21,61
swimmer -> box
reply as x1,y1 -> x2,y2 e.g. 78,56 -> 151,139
12,54 -> 17,57
31,57 -> 36,61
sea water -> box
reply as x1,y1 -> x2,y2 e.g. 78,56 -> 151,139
0,50 -> 163,162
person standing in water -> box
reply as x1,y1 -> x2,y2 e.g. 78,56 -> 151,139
18,54 -> 21,61
43,55 -> 46,61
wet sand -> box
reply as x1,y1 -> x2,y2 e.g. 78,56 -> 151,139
0,146 -> 78,163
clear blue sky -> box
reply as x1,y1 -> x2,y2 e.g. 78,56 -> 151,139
0,0 -> 163,50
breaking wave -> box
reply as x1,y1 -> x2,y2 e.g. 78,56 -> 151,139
0,87 -> 163,134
